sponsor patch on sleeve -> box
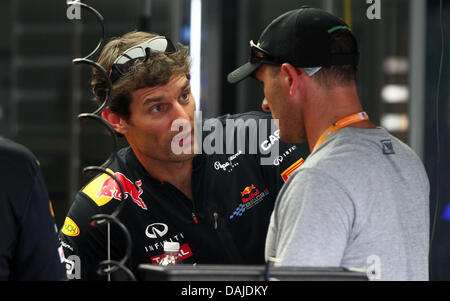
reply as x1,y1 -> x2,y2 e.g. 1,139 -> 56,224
62,217 -> 80,237
281,158 -> 304,182
81,168 -> 115,206
82,168 -> 147,210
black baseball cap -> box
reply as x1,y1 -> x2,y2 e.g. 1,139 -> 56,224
227,6 -> 359,84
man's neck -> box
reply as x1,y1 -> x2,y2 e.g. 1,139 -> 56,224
135,152 -> 194,199
304,86 -> 376,152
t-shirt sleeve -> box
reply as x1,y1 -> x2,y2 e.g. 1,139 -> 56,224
59,192 -> 109,281
266,169 -> 354,266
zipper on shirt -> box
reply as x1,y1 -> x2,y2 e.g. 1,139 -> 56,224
213,212 -> 219,230
209,210 -> 244,264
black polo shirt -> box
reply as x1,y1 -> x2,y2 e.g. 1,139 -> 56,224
59,111 -> 309,280
0,138 -> 66,281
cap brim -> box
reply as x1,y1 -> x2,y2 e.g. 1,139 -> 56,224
227,62 -> 263,84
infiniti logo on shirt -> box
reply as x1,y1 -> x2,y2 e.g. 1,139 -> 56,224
145,223 -> 169,239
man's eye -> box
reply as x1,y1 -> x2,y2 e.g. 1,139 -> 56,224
151,104 -> 164,113
180,93 -> 190,103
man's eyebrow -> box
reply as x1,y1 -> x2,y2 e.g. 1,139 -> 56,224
143,96 -> 164,105
142,80 -> 190,105
180,80 -> 190,91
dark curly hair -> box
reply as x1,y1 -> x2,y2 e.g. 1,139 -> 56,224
91,31 -> 191,121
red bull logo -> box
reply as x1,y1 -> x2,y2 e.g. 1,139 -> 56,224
241,184 -> 260,203
96,172 -> 147,210
241,184 -> 255,197
230,185 -> 270,220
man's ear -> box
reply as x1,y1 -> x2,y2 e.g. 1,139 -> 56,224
280,63 -> 302,97
102,107 -> 128,135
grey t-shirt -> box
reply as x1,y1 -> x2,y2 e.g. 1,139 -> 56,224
265,127 -> 429,280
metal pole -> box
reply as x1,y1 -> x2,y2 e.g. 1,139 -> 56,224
68,14 -> 82,212
10,0 -> 19,138
139,0 -> 152,31
201,0 -> 221,117
190,0 -> 202,111
408,0 -> 426,159
236,0 -> 249,113
169,0 -> 182,43
322,0 -> 335,14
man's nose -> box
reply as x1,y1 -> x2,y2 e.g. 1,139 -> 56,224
174,99 -> 188,114
261,98 -> 271,112
171,102 -> 192,126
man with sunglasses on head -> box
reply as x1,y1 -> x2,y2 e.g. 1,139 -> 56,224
228,6 -> 429,280
59,31 -> 309,280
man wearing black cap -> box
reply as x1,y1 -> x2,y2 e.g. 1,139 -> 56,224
228,6 -> 429,280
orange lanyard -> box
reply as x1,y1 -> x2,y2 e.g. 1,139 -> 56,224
312,112 -> 369,152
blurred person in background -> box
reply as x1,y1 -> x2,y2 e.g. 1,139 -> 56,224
0,137 -> 66,280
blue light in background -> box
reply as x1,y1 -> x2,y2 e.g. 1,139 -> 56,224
442,203 -> 450,221
180,25 -> 190,45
